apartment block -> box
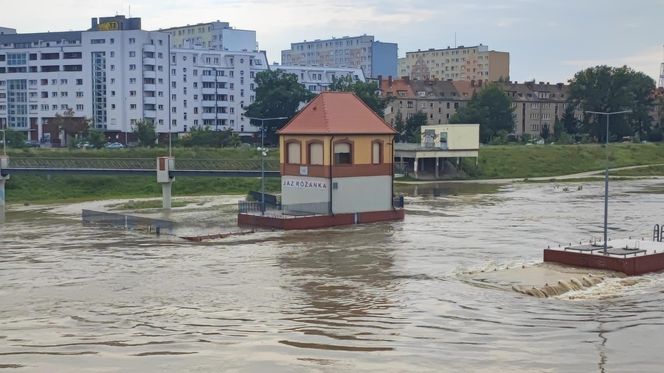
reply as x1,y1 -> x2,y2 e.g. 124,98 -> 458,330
0,16 -> 171,144
399,44 -> 509,82
380,78 -> 571,138
281,35 -> 397,79
169,49 -> 268,135
271,64 -> 365,93
159,21 -> 257,51
0,15 -> 268,145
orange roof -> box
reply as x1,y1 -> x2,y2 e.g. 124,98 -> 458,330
278,92 -> 396,135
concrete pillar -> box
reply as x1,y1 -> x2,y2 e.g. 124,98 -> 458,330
157,156 -> 175,210
161,181 -> 172,209
435,157 -> 440,179
413,157 -> 419,179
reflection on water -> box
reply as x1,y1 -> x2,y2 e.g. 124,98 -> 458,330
1,179 -> 664,371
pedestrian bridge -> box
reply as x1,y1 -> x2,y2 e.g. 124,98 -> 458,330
2,157 -> 281,177
0,156 -> 280,209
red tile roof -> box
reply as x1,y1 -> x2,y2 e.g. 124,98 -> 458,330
278,92 -> 396,135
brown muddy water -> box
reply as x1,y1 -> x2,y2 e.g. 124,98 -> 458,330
1,179 -> 664,372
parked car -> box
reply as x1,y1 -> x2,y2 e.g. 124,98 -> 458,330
76,141 -> 92,149
104,142 -> 125,149
24,141 -> 40,148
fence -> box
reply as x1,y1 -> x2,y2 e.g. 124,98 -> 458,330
82,209 -> 175,234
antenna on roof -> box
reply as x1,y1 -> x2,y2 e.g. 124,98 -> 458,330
128,3 -> 131,18
454,32 -> 457,48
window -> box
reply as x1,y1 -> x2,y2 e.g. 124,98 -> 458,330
286,141 -> 301,164
372,141 -> 382,164
334,142 -> 352,164
129,38 -> 136,44
308,142 -> 323,165
129,51 -> 136,57
130,104 -> 137,109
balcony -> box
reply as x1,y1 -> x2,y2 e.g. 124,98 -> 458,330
143,84 -> 156,91
143,70 -> 156,79
143,110 -> 156,118
143,57 -> 156,65
143,96 -> 156,105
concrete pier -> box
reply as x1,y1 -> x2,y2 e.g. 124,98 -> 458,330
157,157 -> 175,210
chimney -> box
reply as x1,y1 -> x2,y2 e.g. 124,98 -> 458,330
388,75 -> 393,87
378,75 -> 383,83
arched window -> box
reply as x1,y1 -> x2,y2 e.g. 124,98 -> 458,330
286,141 -> 301,164
308,142 -> 323,165
372,141 -> 382,164
334,142 -> 352,165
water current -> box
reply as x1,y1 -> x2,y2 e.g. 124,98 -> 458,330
1,179 -> 664,372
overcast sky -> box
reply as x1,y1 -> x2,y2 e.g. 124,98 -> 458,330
1,0 -> 662,84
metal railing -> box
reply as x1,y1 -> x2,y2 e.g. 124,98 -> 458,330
238,201 -> 330,217
282,202 -> 330,216
393,195 -> 405,209
7,157 -> 280,171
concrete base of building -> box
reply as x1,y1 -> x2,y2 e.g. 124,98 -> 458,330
543,249 -> 664,276
238,209 -> 405,230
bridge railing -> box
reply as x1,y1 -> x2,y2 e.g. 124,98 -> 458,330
8,157 -> 156,169
7,157 -> 280,171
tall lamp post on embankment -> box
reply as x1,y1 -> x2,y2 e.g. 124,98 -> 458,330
245,116 -> 288,215
585,110 -> 632,254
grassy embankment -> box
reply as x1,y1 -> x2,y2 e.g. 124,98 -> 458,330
4,143 -> 663,204
470,143 -> 664,179
5,147 -> 280,204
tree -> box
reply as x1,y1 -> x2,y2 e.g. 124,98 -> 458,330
449,83 -> 514,143
540,124 -> 550,141
244,69 -> 315,143
561,104 -> 580,135
179,127 -> 241,147
395,111 -> 427,143
86,129 -> 107,149
567,65 -> 656,141
3,129 -> 27,148
329,75 -> 388,116
133,119 -> 157,147
49,108 -> 90,146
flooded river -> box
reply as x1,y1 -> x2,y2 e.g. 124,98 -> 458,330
1,179 -> 664,372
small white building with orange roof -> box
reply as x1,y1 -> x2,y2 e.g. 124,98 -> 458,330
238,92 -> 405,230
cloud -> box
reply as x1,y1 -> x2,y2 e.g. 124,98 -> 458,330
562,46 -> 662,81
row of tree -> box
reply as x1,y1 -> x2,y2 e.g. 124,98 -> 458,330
247,65 -> 663,145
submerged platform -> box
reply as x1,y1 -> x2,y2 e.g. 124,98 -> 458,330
544,239 -> 664,276
238,209 -> 405,230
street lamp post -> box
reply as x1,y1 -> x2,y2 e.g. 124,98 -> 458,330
245,116 -> 288,215
585,110 -> 632,254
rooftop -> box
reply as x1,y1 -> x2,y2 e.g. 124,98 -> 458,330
278,92 -> 396,135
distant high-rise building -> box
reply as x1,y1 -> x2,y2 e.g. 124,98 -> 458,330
158,21 -> 257,52
281,35 -> 397,79
271,64 -> 365,93
399,44 -> 509,82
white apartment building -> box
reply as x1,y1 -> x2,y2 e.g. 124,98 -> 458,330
170,49 -> 268,135
159,21 -> 257,52
0,15 -> 269,144
270,64 -> 365,93
0,16 -> 170,144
